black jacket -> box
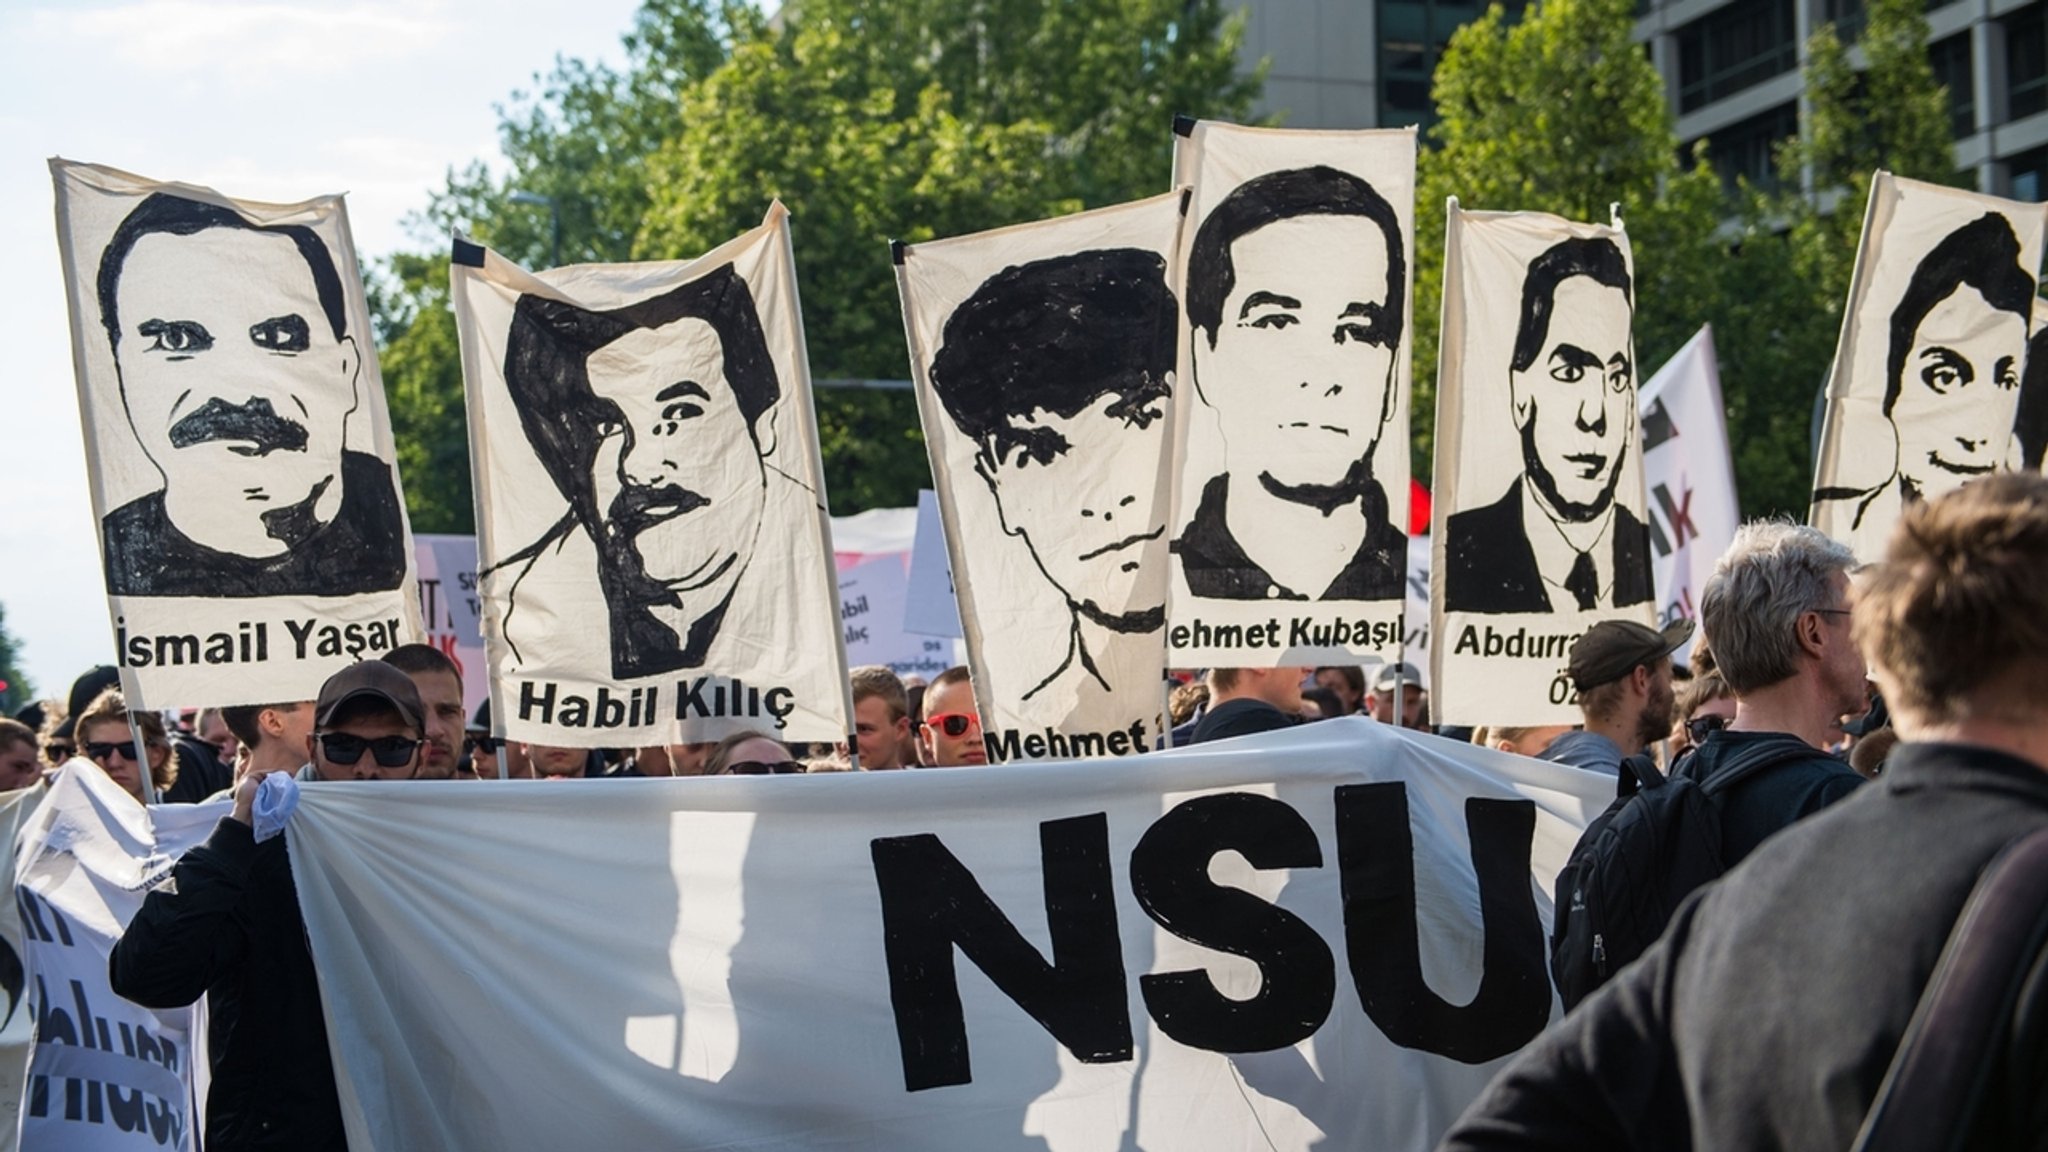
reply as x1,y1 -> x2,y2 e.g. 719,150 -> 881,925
1189,698 -> 1301,744
1443,479 -> 1652,615
1174,473 -> 1407,601
109,818 -> 346,1152
1681,728 -> 1862,864
1440,742 -> 2048,1152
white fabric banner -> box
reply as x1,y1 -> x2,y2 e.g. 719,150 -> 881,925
1164,120 -> 1417,667
837,554 -> 958,684
1430,203 -> 1655,726
413,534 -> 488,720
15,766 -> 228,1151
451,204 -> 852,746
50,159 -> 422,711
1637,327 -> 1738,661
898,193 -> 1186,760
0,784 -> 47,1152
1809,173 -> 2047,560
287,720 -> 1606,1151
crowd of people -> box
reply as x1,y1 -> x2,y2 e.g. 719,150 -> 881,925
1,476 -> 2042,1151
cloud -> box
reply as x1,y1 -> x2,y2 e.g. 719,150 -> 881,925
32,1 -> 457,85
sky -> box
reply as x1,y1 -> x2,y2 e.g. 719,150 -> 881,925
0,0 -> 645,701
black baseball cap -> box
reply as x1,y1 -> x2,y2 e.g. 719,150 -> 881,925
314,661 -> 425,732
1568,619 -> 1695,692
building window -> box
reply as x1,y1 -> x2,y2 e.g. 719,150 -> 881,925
1698,101 -> 1800,192
1929,32 -> 1975,137
1676,0 -> 1799,114
2008,5 -> 2047,121
1376,0 -> 1528,129
2011,146 -> 2048,202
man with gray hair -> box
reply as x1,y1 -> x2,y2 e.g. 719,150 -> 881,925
1686,521 -> 1865,863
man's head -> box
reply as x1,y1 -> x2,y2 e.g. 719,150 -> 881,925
220,700 -> 315,775
1510,236 -> 1636,524
1568,619 -> 1692,748
0,719 -> 41,791
1701,522 -> 1865,717
1186,167 -> 1405,493
930,249 -> 1176,625
1883,213 -> 2035,492
848,665 -> 910,770
97,193 -> 360,557
1366,662 -> 1430,730
195,708 -> 237,763
74,689 -> 174,802
380,644 -> 465,780
919,666 -> 985,767
504,265 -> 779,649
1314,666 -> 1366,715
308,661 -> 425,782
1208,666 -> 1310,714
520,744 -> 589,779
1854,473 -> 2048,740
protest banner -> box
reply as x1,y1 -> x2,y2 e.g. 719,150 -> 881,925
837,553 -> 958,684
1638,327 -> 1738,661
15,766 -> 227,1151
0,785 -> 45,1152
414,534 -> 487,719
50,159 -> 422,710
1809,173 -> 2046,560
898,192 -> 1186,759
1430,203 -> 1655,726
286,719 -> 1606,1151
451,203 -> 852,747
904,490 -> 965,639
1164,119 -> 1417,668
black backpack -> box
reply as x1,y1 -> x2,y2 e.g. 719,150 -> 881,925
1549,740 -> 1817,1010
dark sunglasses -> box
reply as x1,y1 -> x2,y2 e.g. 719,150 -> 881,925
84,741 -> 141,763
466,734 -> 500,755
1685,714 -> 1729,744
43,744 -> 75,765
318,732 -> 422,769
925,712 -> 980,738
727,759 -> 805,776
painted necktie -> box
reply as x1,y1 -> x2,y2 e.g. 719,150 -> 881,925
1565,550 -> 1598,612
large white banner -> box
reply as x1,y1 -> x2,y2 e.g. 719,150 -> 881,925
16,767 -> 227,1151
452,204 -> 852,747
0,785 -> 46,1152
285,720 -> 1606,1151
1638,327 -> 1738,660
1165,120 -> 1417,667
413,534 -> 487,720
898,193 -> 1186,760
1430,203 -> 1655,727
50,159 -> 422,710
1809,173 -> 2046,560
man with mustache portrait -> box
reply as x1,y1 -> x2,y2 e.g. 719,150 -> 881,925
1445,235 -> 1651,615
495,263 -> 781,680
95,193 -> 407,597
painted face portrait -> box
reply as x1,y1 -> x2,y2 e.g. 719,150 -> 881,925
1511,275 -> 1636,523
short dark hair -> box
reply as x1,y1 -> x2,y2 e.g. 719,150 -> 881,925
504,262 -> 779,517
382,643 -> 462,688
220,702 -> 306,751
1511,236 -> 1633,374
0,718 -> 33,757
2013,325 -> 2048,472
1883,212 -> 2035,419
1185,166 -> 1405,349
929,249 -> 1177,473
1314,665 -> 1365,696
97,192 -> 349,351
929,665 -> 973,695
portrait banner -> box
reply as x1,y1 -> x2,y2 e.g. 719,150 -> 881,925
1809,172 -> 2047,559
285,719 -> 1610,1152
1164,119 -> 1417,667
1638,327 -> 1738,662
1430,203 -> 1654,727
50,159 -> 422,711
452,203 -> 852,747
16,766 -> 227,1152
897,192 -> 1187,760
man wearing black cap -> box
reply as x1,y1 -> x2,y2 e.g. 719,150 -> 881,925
111,660 -> 426,1152
1542,619 -> 1691,774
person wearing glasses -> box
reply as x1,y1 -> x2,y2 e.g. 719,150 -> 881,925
704,730 -> 806,775
71,688 -> 176,803
1541,619 -> 1691,775
111,660 -> 427,1152
1668,667 -> 1736,761
918,666 -> 986,767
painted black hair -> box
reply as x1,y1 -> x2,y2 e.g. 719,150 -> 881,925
1511,236 -> 1633,374
1883,212 -> 2035,418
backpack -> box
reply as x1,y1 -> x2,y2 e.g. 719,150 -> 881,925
1549,739 -> 1819,1010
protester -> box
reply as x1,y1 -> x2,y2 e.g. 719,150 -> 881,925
166,705 -> 235,802
1473,724 -> 1572,758
1168,680 -> 1209,728
918,666 -> 986,767
1668,668 -> 1736,760
1366,662 -> 1430,731
0,718 -> 43,791
1541,619 -> 1690,774
522,743 -> 592,780
381,643 -> 467,780
35,705 -> 72,767
111,660 -> 428,1152
73,688 -> 175,803
706,730 -> 805,775
1314,666 -> 1366,715
1443,472 -> 2048,1151
1189,667 -> 1307,744
847,665 -> 911,769
1300,685 -> 1346,721
46,664 -> 118,763
218,700 -> 316,789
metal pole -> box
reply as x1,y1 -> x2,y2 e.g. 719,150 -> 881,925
128,714 -> 159,805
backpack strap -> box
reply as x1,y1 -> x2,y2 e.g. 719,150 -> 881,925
1689,736 -> 1831,798
1851,826 -> 2048,1152
1617,753 -> 1665,799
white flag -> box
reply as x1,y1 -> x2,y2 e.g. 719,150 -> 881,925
1638,327 -> 1739,661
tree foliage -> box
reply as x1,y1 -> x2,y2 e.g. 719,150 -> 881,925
0,604 -> 32,714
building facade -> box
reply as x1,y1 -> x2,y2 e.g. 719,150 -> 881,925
1234,0 -> 2048,198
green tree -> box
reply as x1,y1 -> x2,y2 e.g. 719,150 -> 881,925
0,604 -> 32,714
1413,0 -> 1726,481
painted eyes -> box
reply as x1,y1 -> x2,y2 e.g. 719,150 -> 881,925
650,400 -> 704,436
249,314 -> 310,353
1918,348 -> 1973,394
137,319 -> 213,356
1247,313 -> 1298,331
